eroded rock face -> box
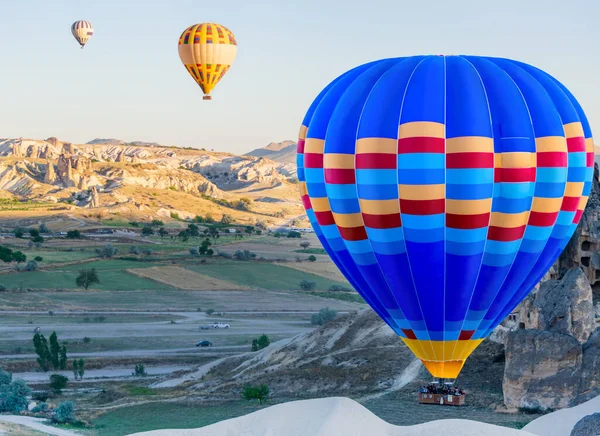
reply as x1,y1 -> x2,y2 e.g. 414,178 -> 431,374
579,328 -> 600,403
571,412 -> 600,436
504,329 -> 583,410
531,268 -> 595,343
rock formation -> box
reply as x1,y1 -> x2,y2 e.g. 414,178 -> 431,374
579,328 -> 600,403
44,161 -> 56,184
90,186 -> 100,208
571,413 -> 600,436
504,330 -> 584,410
116,151 -> 126,163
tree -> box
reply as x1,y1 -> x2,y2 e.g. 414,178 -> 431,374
141,226 -> 154,236
39,223 -> 49,233
72,360 -> 79,380
49,332 -> 61,370
235,230 -> 243,239
33,333 -> 51,371
53,401 -> 75,424
273,232 -> 281,238
132,363 -> 147,377
198,238 -> 212,255
12,251 -> 26,263
129,246 -> 140,255
251,334 -> 270,352
66,230 -> 81,239
242,384 -> 269,404
308,255 -> 317,262
151,219 -> 164,227
311,308 -> 337,326
287,231 -> 301,238
77,359 -> 85,379
220,214 -> 234,224
158,227 -> 168,238
299,280 -> 316,291
245,226 -> 254,236
98,244 -> 118,258
205,308 -> 215,315
76,268 -> 100,290
14,228 -> 24,238
187,224 -> 200,238
178,230 -> 190,242
205,213 -> 215,223
0,247 -> 24,263
59,345 -> 68,370
189,247 -> 199,256
300,241 -> 310,251
209,227 -> 219,240
25,260 -> 38,271
49,374 -> 68,394
34,256 -> 43,262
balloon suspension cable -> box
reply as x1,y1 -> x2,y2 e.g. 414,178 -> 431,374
203,95 -> 212,101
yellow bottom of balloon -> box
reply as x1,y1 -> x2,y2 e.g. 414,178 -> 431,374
401,338 -> 485,379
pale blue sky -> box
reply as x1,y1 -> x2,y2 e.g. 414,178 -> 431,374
0,0 -> 598,154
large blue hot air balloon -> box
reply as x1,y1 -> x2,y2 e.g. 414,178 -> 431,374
297,55 -> 595,379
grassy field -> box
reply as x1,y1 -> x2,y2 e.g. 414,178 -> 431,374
0,313 -> 186,325
92,401 -> 263,435
0,260 -> 174,291
127,266 -> 249,290
186,261 -> 347,291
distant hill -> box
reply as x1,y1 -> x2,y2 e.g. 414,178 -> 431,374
87,138 -> 162,147
246,140 -> 297,164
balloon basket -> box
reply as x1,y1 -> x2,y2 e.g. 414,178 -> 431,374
203,95 -> 212,101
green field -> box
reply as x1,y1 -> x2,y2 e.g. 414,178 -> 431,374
0,260 -> 174,291
294,248 -> 327,254
186,261 -> 347,291
19,249 -> 98,264
92,402 -> 262,436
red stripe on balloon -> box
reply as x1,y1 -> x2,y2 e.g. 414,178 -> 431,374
314,211 -> 336,226
355,153 -> 396,169
297,139 -> 305,154
528,211 -> 559,227
400,199 -> 445,215
362,213 -> 402,229
536,152 -> 567,167
446,152 -> 494,169
573,209 -> 584,224
338,226 -> 368,241
324,169 -> 355,184
397,137 -> 444,154
487,225 -> 526,242
494,168 -> 536,183
304,153 -> 323,168
301,195 -> 312,211
560,196 -> 580,212
445,213 -> 490,229
587,152 -> 594,167
567,136 -> 586,153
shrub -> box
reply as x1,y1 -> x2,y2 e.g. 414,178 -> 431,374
83,337 -> 91,344
49,374 -> 68,394
234,250 -> 256,261
311,308 -> 337,326
299,280 -> 316,291
307,255 -> 317,262
34,256 -> 43,262
242,384 -> 269,404
53,401 -> 75,423
26,260 -> 38,271
66,230 -> 81,239
287,231 -> 301,238
189,247 -> 199,256
300,241 -> 310,251
151,219 -> 164,227
143,249 -> 153,256
328,285 -> 352,292
170,212 -> 180,220
32,402 -> 48,413
0,379 -> 31,413
133,363 -> 147,377
251,334 -> 270,352
220,214 -> 234,224
99,244 -> 118,258
141,226 -> 154,236
0,368 -> 12,386
32,391 -> 50,402
129,246 -> 140,255
205,308 -> 215,315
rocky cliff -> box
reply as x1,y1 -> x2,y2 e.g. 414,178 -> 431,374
502,165 -> 600,410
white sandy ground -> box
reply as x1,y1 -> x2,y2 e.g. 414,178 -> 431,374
0,415 -> 79,435
128,397 -> 536,436
523,394 -> 600,436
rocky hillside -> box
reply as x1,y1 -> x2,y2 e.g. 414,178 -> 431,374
0,137 -> 302,222
245,140 -> 297,164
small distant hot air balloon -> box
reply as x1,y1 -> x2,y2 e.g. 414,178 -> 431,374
178,23 -> 237,100
297,55 -> 595,381
71,20 -> 94,49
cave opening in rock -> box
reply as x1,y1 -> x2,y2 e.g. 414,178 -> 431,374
592,282 -> 600,304
518,322 -> 525,330
581,256 -> 590,267
581,241 -> 591,251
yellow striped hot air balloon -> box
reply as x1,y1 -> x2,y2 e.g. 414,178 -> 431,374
71,20 -> 94,49
177,23 -> 237,100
